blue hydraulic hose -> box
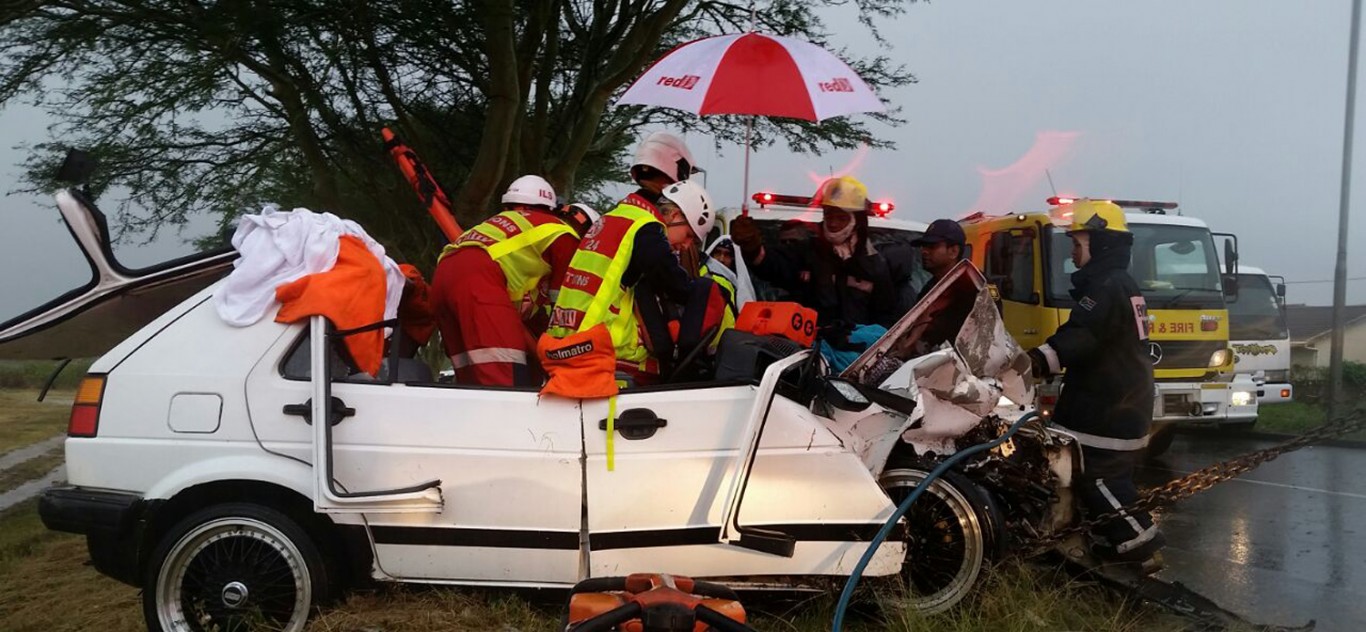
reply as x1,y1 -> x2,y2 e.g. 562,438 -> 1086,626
831,411 -> 1039,632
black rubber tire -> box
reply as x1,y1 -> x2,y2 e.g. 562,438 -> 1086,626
1145,424 -> 1177,460
879,466 -> 1005,613
141,502 -> 334,632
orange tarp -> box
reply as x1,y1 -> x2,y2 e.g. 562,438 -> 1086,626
275,235 -> 388,375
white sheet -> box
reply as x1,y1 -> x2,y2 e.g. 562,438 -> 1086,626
213,204 -> 405,327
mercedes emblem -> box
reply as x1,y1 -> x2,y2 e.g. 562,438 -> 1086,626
1147,342 -> 1163,365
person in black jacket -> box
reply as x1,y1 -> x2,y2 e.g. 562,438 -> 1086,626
1027,200 -> 1164,571
729,176 -> 898,332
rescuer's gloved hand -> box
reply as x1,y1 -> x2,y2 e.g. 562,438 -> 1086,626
729,215 -> 764,256
1026,347 -> 1048,379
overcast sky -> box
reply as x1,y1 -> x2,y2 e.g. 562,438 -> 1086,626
3,0 -> 1364,324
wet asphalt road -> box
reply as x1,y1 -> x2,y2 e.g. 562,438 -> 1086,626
1138,432 -> 1366,631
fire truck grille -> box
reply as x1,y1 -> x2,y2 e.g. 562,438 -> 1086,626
1151,340 -> 1222,370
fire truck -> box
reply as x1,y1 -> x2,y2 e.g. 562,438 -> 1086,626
960,197 -> 1254,456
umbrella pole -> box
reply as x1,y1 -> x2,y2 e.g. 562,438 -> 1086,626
741,115 -> 753,216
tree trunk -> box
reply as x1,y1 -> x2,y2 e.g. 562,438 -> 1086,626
454,0 -> 522,226
547,0 -> 689,191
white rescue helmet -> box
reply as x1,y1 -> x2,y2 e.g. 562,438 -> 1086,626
562,202 -> 601,236
502,175 -> 557,208
631,132 -> 700,184
660,180 -> 715,243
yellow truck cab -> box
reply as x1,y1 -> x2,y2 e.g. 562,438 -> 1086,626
960,197 -> 1255,453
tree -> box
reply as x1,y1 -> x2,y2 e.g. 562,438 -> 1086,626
0,0 -> 918,269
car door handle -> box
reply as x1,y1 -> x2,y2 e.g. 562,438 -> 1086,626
599,408 -> 667,440
283,396 -> 355,426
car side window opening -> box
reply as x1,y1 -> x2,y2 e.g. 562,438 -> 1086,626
984,230 -> 1036,303
279,327 -> 436,385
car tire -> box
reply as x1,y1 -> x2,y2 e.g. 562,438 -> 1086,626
142,502 -> 333,632
1145,424 -> 1177,460
879,467 -> 1003,614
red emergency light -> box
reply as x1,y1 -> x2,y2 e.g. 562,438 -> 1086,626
1046,196 -> 1179,211
752,192 -> 895,216
751,192 -> 812,208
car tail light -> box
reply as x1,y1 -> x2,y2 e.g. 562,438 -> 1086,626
1200,315 -> 1219,331
68,375 -> 106,437
1281,388 -> 1291,399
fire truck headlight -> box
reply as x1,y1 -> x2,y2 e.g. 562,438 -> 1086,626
1230,390 -> 1254,407
1208,348 -> 1231,368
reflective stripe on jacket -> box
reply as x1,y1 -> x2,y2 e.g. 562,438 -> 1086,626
442,210 -> 574,303
699,262 -> 738,348
547,200 -> 663,369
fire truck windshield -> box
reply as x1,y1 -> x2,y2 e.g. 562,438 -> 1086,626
1228,273 -> 1288,340
1047,224 -> 1224,308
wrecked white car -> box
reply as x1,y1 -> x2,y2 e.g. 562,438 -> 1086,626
4,191 -> 1086,632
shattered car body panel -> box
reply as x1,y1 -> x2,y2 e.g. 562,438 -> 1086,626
819,260 -> 1081,550
829,261 -> 1037,466
0,190 -> 234,360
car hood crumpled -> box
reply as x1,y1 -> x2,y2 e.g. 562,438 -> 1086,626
832,261 -> 1035,468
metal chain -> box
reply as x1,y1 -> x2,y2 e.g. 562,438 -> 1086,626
1023,406 -> 1366,555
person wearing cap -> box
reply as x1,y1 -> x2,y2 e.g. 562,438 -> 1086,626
880,218 -> 974,355
430,175 -> 597,386
543,164 -> 727,389
1026,199 -> 1164,572
729,176 -> 898,330
911,218 -> 968,305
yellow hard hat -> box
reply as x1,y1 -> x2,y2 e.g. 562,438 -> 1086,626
1064,199 -> 1129,234
812,176 -> 869,212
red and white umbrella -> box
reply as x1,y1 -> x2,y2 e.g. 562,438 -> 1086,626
618,32 -> 884,121
617,32 -> 885,211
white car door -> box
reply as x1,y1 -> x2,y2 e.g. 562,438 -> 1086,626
580,365 -> 902,580
246,326 -> 583,586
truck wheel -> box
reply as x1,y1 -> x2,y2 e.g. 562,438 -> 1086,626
143,502 -> 332,632
1145,424 -> 1177,460
879,467 -> 1003,614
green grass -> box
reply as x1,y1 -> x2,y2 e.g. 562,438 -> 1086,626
307,562 -> 1183,631
0,359 -> 93,391
0,450 -> 62,492
1256,401 -> 1366,441
0,501 -> 144,632
0,497 -> 1184,632
0,389 -> 71,455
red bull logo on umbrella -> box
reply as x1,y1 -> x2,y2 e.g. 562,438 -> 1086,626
818,78 -> 855,93
656,74 -> 702,90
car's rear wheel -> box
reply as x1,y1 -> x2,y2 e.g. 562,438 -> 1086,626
143,502 -> 331,632
879,467 -> 1001,614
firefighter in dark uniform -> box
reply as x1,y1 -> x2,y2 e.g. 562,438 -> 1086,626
1026,199 -> 1165,571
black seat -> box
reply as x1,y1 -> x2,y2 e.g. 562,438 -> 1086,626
713,330 -> 802,383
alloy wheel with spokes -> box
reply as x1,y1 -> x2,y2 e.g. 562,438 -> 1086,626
145,504 -> 329,632
879,467 -> 989,614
